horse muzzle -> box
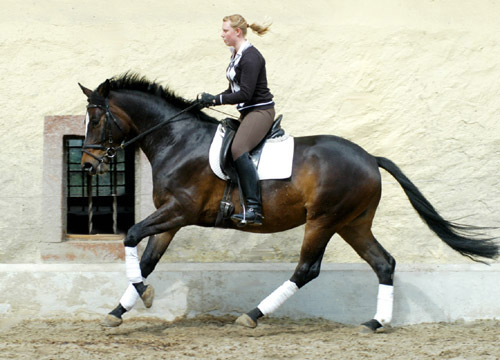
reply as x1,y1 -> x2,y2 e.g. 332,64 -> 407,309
81,151 -> 109,176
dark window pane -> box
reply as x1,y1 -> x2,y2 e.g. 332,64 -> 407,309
116,185 -> 126,196
100,174 -> 111,186
69,187 -> 83,197
116,173 -> 125,186
117,150 -> 125,162
67,139 -> 82,147
69,148 -> 82,163
70,173 -> 83,187
65,136 -> 134,235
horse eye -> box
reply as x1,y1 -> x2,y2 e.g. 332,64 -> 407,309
90,114 -> 104,127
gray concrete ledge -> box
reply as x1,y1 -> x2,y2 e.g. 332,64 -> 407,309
1,263 -> 499,325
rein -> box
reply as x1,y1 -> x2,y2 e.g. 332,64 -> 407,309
83,98 -> 201,163
120,102 -> 201,148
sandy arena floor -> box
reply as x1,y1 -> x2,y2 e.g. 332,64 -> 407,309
0,316 -> 499,359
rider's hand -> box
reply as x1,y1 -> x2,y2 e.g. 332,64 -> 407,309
199,92 -> 216,107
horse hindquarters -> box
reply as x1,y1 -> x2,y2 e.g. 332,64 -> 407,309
236,140 -> 387,328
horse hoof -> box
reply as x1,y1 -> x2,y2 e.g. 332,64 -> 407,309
359,319 -> 383,333
141,285 -> 155,308
358,324 -> 376,334
235,313 -> 257,328
101,314 -> 123,327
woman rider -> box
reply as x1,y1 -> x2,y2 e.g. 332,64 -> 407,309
200,14 -> 275,227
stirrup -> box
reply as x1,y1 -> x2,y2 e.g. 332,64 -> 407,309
231,208 -> 263,227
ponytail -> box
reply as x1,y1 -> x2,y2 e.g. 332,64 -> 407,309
223,14 -> 272,37
248,20 -> 272,36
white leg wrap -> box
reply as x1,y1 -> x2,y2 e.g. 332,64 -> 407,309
374,284 -> 394,325
119,283 -> 140,311
257,280 -> 299,316
125,246 -> 143,283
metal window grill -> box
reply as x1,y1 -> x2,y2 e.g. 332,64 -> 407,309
65,137 -> 134,235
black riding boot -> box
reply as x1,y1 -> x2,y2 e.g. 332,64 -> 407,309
231,152 -> 263,226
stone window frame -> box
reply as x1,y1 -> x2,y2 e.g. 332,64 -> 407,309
41,115 -> 154,262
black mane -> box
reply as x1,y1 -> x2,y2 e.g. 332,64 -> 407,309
96,72 -> 220,124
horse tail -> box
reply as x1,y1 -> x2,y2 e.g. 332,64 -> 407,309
376,156 -> 499,261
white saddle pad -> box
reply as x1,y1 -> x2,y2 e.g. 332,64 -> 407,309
209,124 -> 294,181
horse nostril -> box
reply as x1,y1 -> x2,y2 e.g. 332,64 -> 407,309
82,162 -> 94,173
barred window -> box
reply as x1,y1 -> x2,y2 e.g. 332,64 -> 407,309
65,137 -> 135,235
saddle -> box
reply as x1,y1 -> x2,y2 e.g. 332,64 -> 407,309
215,115 -> 285,226
219,115 -> 285,183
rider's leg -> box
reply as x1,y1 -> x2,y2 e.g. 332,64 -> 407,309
230,108 -> 274,226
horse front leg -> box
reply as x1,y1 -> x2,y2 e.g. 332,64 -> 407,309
102,230 -> 178,327
102,202 -> 185,327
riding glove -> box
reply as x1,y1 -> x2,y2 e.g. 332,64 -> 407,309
199,92 -> 216,107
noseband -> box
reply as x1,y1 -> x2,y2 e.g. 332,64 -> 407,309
83,98 -> 126,164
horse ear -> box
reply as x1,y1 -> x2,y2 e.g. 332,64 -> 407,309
98,79 -> 111,98
79,83 -> 93,99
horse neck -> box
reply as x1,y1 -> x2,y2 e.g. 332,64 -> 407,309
116,92 -> 216,165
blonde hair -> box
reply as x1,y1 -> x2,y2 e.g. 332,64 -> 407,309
223,14 -> 272,37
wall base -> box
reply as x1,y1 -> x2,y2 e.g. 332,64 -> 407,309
1,263 -> 498,325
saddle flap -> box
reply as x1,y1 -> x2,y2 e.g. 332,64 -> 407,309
250,114 -> 285,167
219,119 -> 238,182
209,122 -> 294,182
219,115 -> 286,181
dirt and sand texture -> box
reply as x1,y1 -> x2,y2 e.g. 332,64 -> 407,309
0,316 -> 499,359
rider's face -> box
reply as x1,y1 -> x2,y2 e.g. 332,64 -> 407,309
221,21 -> 240,47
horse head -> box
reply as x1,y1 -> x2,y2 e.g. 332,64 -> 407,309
78,73 -> 220,176
79,81 -> 131,175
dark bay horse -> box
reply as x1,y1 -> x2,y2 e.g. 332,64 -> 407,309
79,73 -> 498,332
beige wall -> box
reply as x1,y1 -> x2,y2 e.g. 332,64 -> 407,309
1,0 -> 499,264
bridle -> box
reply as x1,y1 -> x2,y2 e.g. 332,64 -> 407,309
83,98 -> 125,163
82,96 -> 203,165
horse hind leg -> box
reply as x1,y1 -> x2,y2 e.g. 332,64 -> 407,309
338,221 -> 396,332
236,222 -> 333,328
